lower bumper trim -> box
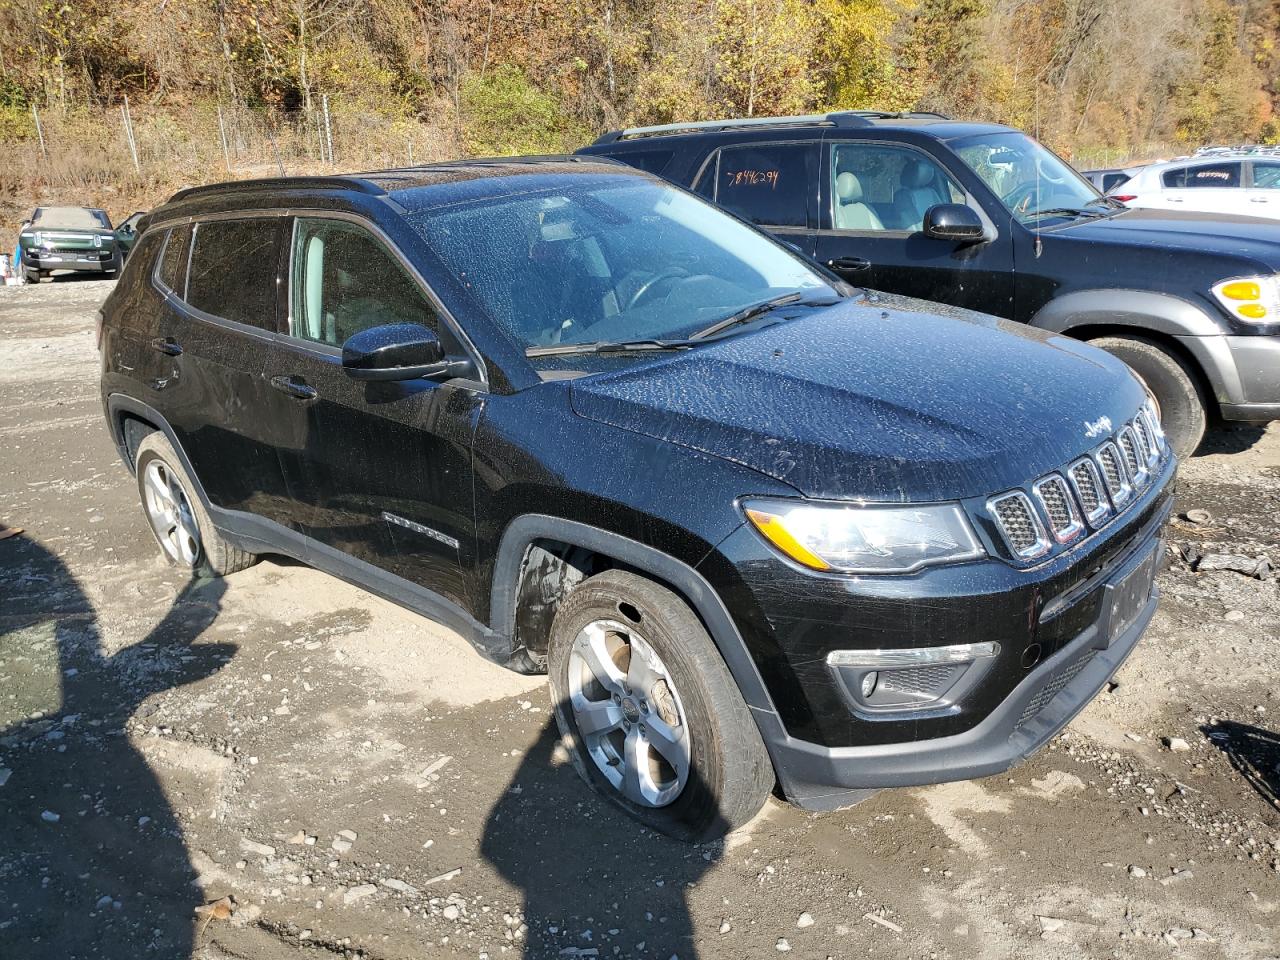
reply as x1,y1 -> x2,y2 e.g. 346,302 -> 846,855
764,573 -> 1159,810
1220,402 -> 1280,422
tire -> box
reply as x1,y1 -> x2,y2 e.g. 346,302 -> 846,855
1090,335 -> 1206,459
547,569 -> 774,841
133,431 -> 255,578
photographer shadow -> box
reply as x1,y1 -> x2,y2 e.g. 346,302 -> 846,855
481,711 -> 730,960
0,534 -> 235,959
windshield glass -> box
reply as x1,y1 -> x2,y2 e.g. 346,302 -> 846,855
952,133 -> 1101,222
408,177 -> 832,351
31,207 -> 111,230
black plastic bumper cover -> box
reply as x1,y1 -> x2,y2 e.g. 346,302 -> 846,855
764,540 -> 1162,811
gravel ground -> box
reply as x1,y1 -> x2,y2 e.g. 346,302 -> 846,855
1,278 -> 1278,960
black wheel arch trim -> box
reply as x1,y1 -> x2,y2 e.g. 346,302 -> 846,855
490,514 -> 786,721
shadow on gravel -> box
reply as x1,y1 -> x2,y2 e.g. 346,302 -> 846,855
1194,424 -> 1268,457
1203,720 -> 1280,812
482,714 -> 722,960
0,534 -> 234,959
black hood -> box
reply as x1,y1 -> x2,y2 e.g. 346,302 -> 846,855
569,298 -> 1148,502
1055,208 -> 1280,271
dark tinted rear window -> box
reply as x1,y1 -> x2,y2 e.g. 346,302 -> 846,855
186,219 -> 282,327
156,224 -> 192,294
710,143 -> 814,227
616,149 -> 675,176
1163,163 -> 1242,188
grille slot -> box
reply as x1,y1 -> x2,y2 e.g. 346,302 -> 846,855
1132,414 -> 1159,468
988,492 -> 1048,560
1016,650 -> 1096,728
1067,457 -> 1111,525
1094,441 -> 1132,507
1032,474 -> 1083,542
1119,426 -> 1149,489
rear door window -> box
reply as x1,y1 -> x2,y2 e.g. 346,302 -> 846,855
1163,163 -> 1242,188
289,218 -> 439,348
186,218 -> 283,328
1251,161 -> 1280,189
156,224 -> 192,295
705,142 -> 817,228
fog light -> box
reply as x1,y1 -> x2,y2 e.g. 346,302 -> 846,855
828,642 -> 1000,717
860,671 -> 878,698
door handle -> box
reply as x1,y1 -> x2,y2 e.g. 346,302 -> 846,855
150,337 -> 183,357
827,256 -> 871,272
270,375 -> 318,401
1250,196 -> 1269,203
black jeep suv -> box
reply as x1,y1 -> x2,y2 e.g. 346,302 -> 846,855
100,158 -> 1174,839
579,111 -> 1280,458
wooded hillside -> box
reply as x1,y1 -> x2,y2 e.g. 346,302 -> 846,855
0,0 -> 1276,230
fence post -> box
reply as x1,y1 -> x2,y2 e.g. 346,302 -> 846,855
407,137 -> 414,166
31,105 -> 47,160
122,95 -> 141,173
322,94 -> 334,166
217,102 -> 232,173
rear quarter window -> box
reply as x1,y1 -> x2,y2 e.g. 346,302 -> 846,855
186,218 -> 283,328
155,224 -> 192,295
613,149 -> 675,177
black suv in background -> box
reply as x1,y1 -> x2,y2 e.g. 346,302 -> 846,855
100,159 -> 1173,839
579,112 -> 1280,457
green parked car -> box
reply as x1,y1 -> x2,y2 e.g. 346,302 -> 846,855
17,206 -> 129,282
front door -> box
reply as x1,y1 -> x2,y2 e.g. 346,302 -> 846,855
813,140 -> 1016,316
258,215 -> 479,606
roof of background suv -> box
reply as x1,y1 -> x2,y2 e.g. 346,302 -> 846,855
580,111 -> 1017,149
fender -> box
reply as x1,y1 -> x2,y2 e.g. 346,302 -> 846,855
1028,288 -> 1227,338
1029,289 -> 1242,405
490,514 -> 783,720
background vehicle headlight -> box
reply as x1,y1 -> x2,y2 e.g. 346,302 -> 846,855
742,499 -> 985,574
1211,275 -> 1280,323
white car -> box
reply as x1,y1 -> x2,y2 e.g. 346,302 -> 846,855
1114,153 -> 1280,220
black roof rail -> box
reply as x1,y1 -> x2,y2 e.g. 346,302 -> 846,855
168,175 -> 386,204
592,109 -> 953,144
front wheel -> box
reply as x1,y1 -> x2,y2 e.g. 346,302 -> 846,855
1090,335 -> 1206,459
547,570 -> 774,841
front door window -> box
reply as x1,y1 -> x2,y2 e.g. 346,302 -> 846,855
828,143 -> 965,232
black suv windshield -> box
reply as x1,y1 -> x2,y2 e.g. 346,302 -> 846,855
408,177 -> 833,352
952,133 -> 1103,223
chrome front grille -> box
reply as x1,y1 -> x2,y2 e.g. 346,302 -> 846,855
987,410 -> 1168,564
1032,474 -> 1083,543
988,492 -> 1048,560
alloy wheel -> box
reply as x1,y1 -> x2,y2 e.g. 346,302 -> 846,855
567,618 -> 691,808
141,459 -> 201,567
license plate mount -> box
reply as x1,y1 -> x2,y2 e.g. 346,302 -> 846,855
1102,544 -> 1159,647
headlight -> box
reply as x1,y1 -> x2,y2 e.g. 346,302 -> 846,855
742,498 -> 985,574
1211,275 -> 1280,323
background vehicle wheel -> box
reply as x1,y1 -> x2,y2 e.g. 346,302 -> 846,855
134,431 -> 255,578
1091,335 -> 1206,459
547,569 -> 774,841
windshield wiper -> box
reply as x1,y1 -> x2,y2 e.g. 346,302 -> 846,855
688,293 -> 808,341
525,338 -> 695,357
1025,206 -> 1108,222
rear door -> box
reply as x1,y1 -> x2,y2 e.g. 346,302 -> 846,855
1245,160 -> 1280,219
813,139 -> 1015,314
157,216 -> 297,524
256,214 -> 480,606
690,141 -> 818,256
1159,162 -> 1249,217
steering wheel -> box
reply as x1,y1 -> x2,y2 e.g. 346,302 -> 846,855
626,269 -> 687,310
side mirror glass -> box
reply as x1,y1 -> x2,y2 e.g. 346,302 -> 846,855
341,323 -> 451,381
922,204 -> 987,243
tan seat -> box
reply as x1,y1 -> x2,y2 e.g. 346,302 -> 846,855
834,172 -> 884,231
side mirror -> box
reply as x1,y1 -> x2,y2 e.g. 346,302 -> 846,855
922,204 -> 987,243
341,323 -> 466,381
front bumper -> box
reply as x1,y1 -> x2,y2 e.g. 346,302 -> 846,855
25,249 -> 117,274
764,536 -> 1160,809
1175,333 -> 1280,420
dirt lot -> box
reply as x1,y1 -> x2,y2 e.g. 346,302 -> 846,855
1,279 -> 1278,960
